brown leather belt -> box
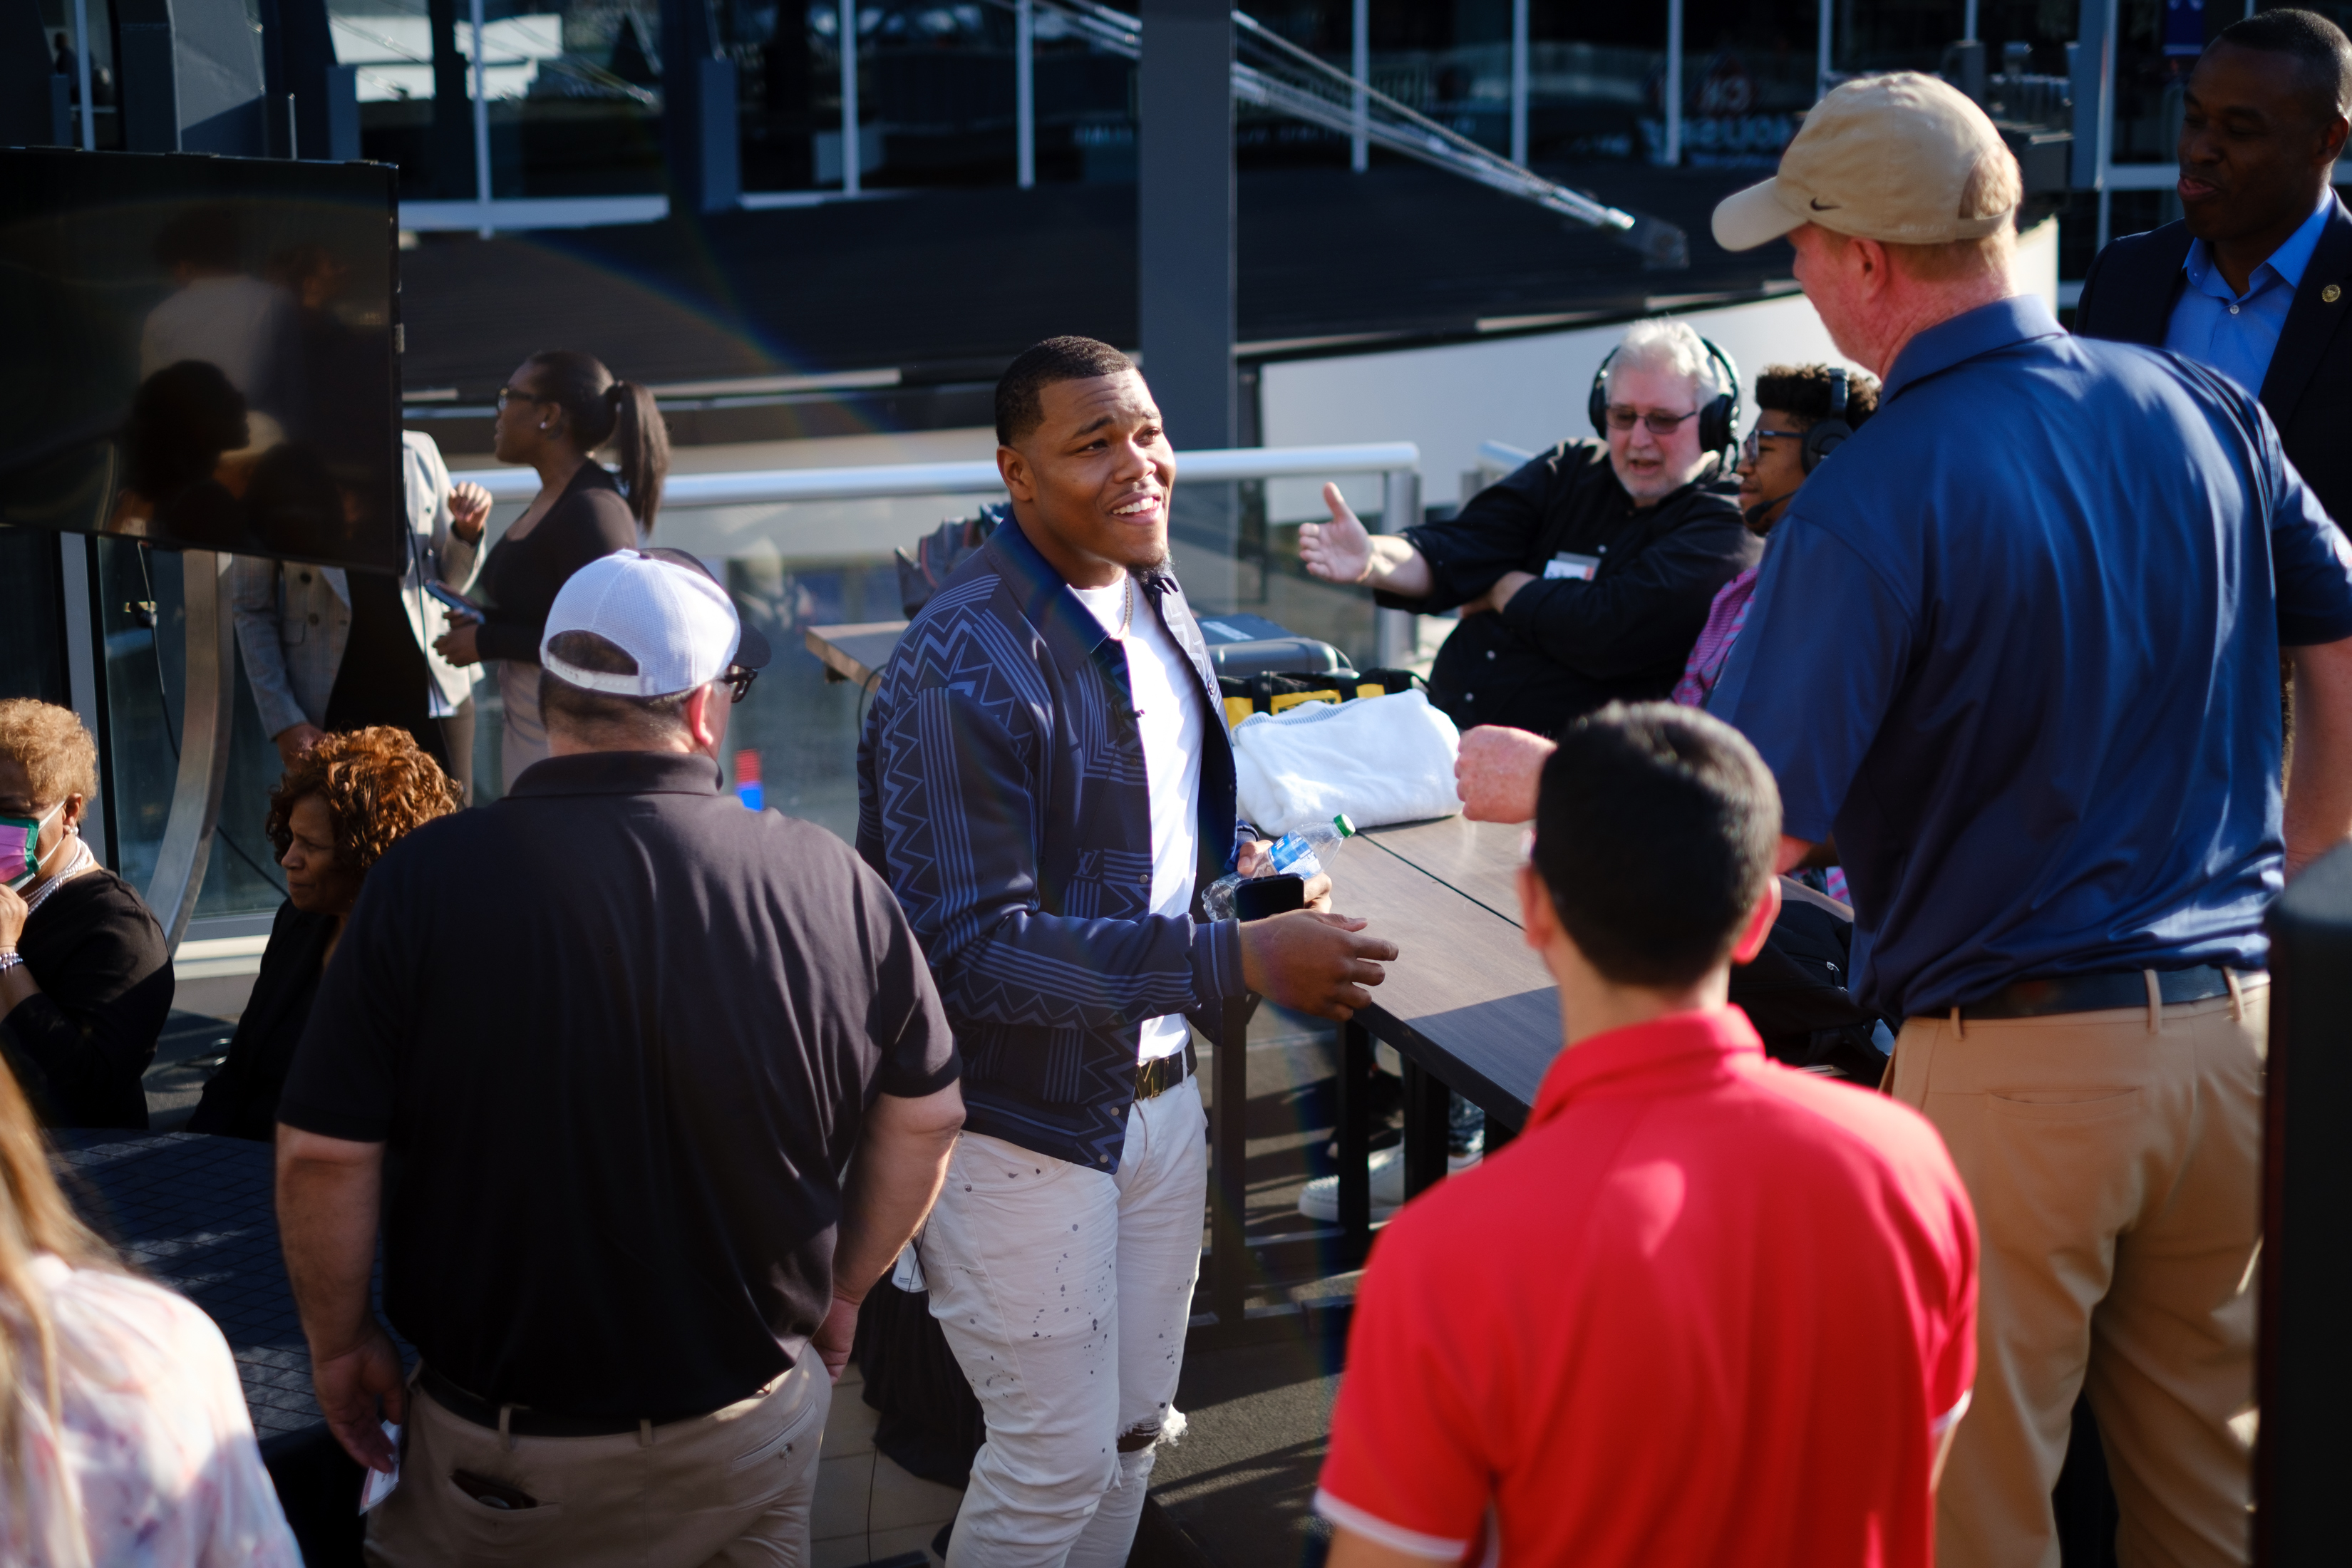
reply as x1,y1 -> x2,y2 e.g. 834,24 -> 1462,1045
1136,1040 -> 1197,1101
417,1363 -> 717,1438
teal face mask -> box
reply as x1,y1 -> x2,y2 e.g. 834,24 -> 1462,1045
0,802 -> 63,893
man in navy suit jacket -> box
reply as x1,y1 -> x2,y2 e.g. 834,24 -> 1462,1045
2076,9 -> 2352,525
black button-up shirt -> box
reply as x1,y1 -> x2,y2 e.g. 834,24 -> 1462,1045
1380,440 -> 1757,736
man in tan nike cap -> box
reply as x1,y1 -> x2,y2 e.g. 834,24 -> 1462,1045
1712,71 -> 2022,360
1701,70 -> 2352,1568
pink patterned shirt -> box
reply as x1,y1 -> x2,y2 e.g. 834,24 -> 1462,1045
0,1257 -> 299,1567
1671,566 -> 1850,907
1671,565 -> 1761,710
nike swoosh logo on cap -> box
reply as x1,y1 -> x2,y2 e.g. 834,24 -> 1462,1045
1810,197 -> 1840,210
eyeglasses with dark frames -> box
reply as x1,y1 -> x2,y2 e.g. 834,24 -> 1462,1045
1603,406 -> 1701,435
495,386 -> 552,411
724,664 -> 759,703
1740,427 -> 1809,460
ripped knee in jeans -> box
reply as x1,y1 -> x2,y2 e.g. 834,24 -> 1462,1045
1115,1422 -> 1160,1455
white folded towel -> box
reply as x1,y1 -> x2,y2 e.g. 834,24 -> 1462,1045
1232,688 -> 1463,837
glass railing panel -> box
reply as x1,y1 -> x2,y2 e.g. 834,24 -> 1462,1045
91,540 -> 289,919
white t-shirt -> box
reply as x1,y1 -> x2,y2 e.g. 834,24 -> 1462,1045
1071,574 -> 1204,1063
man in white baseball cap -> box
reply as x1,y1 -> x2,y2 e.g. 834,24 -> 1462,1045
1700,71 -> 2352,1568
277,547 -> 970,1567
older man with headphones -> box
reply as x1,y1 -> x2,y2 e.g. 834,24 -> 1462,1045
1301,318 -> 1759,737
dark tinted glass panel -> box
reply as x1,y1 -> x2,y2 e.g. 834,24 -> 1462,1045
0,530 -> 68,706
0,150 -> 403,573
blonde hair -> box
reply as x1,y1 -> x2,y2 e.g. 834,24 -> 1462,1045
0,702 -> 98,812
0,1057 -> 122,1515
1884,147 -> 2023,281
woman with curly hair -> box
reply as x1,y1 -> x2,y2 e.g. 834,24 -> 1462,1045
189,728 -> 460,1140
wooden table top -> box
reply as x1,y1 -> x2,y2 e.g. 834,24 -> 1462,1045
805,621 -> 909,688
1335,817 -> 1559,1130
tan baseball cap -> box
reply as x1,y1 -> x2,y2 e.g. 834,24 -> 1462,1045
1712,72 -> 2017,252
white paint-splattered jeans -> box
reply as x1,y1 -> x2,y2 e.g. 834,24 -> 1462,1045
921,1075 -> 1209,1568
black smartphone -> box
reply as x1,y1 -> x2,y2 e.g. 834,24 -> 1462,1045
1234,874 -> 1306,921
450,1468 -> 539,1510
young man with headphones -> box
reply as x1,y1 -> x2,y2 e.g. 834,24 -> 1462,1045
1673,362 -> 1881,710
1301,317 -> 1758,737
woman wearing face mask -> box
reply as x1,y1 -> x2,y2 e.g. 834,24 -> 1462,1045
0,701 -> 172,1130
432,348 -> 666,792
189,727 -> 460,1140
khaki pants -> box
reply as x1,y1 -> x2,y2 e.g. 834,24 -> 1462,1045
1891,984 -> 2264,1568
365,1354 -> 830,1567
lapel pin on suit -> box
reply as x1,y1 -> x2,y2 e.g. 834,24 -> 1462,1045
2326,284 -> 2342,304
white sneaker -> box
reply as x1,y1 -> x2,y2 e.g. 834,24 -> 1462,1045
1296,1143 -> 1481,1224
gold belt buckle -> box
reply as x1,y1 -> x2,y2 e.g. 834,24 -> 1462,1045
1136,1054 -> 1175,1100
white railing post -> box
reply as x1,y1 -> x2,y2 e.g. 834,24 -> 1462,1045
839,0 -> 861,194
1377,465 -> 1420,669
464,443 -> 1422,505
1016,0 -> 1035,187
1350,0 -> 1368,172
1509,0 -> 1527,167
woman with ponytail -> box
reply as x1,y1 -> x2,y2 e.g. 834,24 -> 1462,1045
0,1054 -> 298,1563
433,349 -> 669,790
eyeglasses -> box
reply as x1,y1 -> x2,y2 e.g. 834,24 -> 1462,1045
495,386 -> 550,411
1740,427 -> 1808,460
1603,406 -> 1700,435
724,664 -> 758,703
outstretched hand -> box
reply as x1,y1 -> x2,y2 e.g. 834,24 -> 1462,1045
1298,483 -> 1373,585
313,1320 -> 406,1473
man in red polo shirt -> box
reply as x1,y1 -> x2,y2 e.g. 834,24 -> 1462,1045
1317,703 -> 1976,1567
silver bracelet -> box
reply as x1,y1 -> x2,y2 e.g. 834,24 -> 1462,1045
0,951 -> 22,975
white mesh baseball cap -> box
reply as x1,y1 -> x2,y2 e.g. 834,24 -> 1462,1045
541,548 -> 770,697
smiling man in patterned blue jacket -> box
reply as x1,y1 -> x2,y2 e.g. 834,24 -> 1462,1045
858,336 -> 1394,1568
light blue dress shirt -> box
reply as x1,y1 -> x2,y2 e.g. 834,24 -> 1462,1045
2163,191 -> 2335,395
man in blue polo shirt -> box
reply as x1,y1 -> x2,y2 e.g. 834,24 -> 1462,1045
1709,73 -> 2352,1568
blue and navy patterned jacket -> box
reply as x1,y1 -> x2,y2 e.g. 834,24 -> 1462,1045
857,520 -> 1249,1172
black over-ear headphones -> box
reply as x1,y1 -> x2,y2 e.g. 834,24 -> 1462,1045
1589,336 -> 1742,460
1800,366 -> 1855,474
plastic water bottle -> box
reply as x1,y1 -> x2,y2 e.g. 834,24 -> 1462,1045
1202,813 -> 1356,919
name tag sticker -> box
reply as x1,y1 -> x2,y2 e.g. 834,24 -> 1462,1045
1544,552 -> 1601,581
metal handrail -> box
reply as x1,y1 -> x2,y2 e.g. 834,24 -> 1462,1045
467,442 -> 1422,506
